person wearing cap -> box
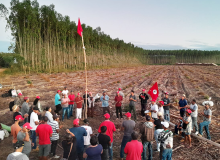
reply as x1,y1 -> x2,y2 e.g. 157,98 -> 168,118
124,132 -> 143,160
140,115 -> 154,160
158,122 -> 173,160
198,103 -> 212,140
69,119 -> 87,160
188,99 -> 198,134
98,126 -> 111,160
98,113 -> 116,160
14,93 -> 23,107
68,90 -> 75,117
75,93 -> 83,119
21,97 -> 30,123
62,87 -> 69,96
139,89 -> 149,117
48,114 -> 62,158
118,88 -> 124,98
149,100 -> 158,120
88,92 -> 95,118
33,96 -> 43,115
81,119 -> 93,152
162,93 -> 170,121
179,109 -> 192,148
11,115 -> 23,146
6,141 -> 29,160
45,107 -> 53,123
55,90 -> 62,114
17,123 -> 32,157
120,112 -> 135,159
30,106 -> 40,150
115,91 -> 123,119
61,94 -> 70,121
129,90 -> 137,120
154,112 -> 164,152
158,101 -> 164,118
179,94 -> 188,117
100,91 -> 110,115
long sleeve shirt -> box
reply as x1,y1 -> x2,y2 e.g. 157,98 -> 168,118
100,95 -> 109,107
158,130 -> 173,149
21,102 -> 29,116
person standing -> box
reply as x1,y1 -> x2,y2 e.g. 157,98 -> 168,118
100,91 -> 110,115
120,112 -> 135,160
68,90 -> 75,117
14,93 -> 23,107
36,116 -> 53,160
162,93 -> 170,121
98,126 -> 111,160
6,141 -> 29,160
150,100 -> 158,120
69,119 -> 87,160
11,115 -> 23,146
198,104 -> 212,140
62,87 -> 69,96
154,112 -> 164,152
83,90 -> 89,109
21,97 -> 30,123
45,107 -> 53,123
129,90 -> 137,121
140,115 -> 154,160
179,94 -> 188,117
55,90 -> 62,114
62,131 -> 77,160
115,91 -> 123,120
188,99 -> 198,134
88,92 -> 95,118
75,93 -> 83,119
98,113 -> 116,160
158,101 -> 164,118
81,119 -> 93,151
124,132 -> 143,160
139,89 -> 149,116
61,94 -> 70,121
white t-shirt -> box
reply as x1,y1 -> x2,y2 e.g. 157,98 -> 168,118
62,90 -> 69,96
190,103 -> 198,117
82,125 -> 93,145
45,111 -> 53,122
158,107 -> 164,117
30,112 -> 39,130
151,104 -> 158,119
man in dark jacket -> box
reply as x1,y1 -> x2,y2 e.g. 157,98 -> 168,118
139,89 -> 149,116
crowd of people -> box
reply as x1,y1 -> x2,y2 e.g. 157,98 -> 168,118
5,87 -> 213,160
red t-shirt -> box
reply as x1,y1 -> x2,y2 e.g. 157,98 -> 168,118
98,120 -> 116,142
124,140 -> 143,160
75,97 -> 83,108
115,95 -> 123,107
68,94 -> 75,105
36,124 -> 53,145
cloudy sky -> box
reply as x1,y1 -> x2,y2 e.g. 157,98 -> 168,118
0,0 -> 220,52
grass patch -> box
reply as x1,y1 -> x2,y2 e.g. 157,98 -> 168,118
27,80 -> 32,84
204,95 -> 209,99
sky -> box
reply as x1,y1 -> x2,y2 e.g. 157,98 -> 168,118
0,0 -> 220,52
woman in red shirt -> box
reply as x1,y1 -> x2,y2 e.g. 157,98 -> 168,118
115,91 -> 123,119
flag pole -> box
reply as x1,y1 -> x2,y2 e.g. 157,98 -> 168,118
81,32 -> 88,120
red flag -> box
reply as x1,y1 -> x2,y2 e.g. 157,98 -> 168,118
148,82 -> 159,101
77,18 -> 83,37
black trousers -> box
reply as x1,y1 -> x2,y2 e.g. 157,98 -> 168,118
180,110 -> 185,117
103,107 -> 110,115
141,104 -> 147,116
55,104 -> 62,114
116,107 -> 122,118
51,140 -> 58,156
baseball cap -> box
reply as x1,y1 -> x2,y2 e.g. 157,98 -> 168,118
73,119 -> 79,125
84,119 -> 89,124
117,91 -> 119,94
186,109 -> 192,114
104,113 -> 110,119
77,93 -> 80,95
165,92 -> 169,95
157,112 -> 163,117
182,94 -> 186,97
159,101 -> 164,105
151,99 -> 156,102
125,112 -> 131,118
161,122 -> 169,128
14,141 -> 25,149
23,123 -> 32,130
142,89 -> 145,91
146,115 -> 151,121
118,88 -> 121,91
36,96 -> 40,99
18,93 -> 22,96
33,106 -> 39,111
15,115 -> 24,121
24,97 -> 28,101
57,90 -> 61,93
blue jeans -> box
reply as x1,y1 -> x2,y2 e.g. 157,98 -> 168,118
31,130 -> 37,149
120,136 -> 132,158
162,149 -> 172,160
109,142 -> 113,160
142,141 -> 152,160
191,117 -> 198,132
62,107 -> 70,121
69,104 -> 74,117
164,110 -> 170,121
199,121 -> 211,139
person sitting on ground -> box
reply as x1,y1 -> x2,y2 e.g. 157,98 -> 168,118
178,94 -> 187,117
115,91 -> 123,120
11,115 -> 23,146
45,107 -> 53,123
21,97 -> 30,123
6,141 -> 29,160
158,101 -> 164,118
14,93 -> 23,107
154,112 -> 164,152
75,93 -> 83,119
61,94 -> 70,121
100,91 -> 110,115
188,99 -> 198,134
88,92 -> 95,118
118,88 -> 124,98
139,89 -> 149,117
140,115 -> 154,160
33,96 -> 43,120
0,124 -> 6,141
83,136 -> 103,160
98,126 -> 111,160
62,87 -> 69,97
120,112 -> 135,160
98,113 -> 116,160
17,123 -> 32,157
55,90 -> 62,114
36,116 -> 53,160
149,100 -> 158,121
162,92 -> 170,121
124,132 -> 143,160
82,119 -> 93,151
129,90 -> 137,121
180,109 -> 192,148
68,90 -> 75,117
158,122 -> 173,160
174,120 -> 183,136
198,104 -> 212,140
62,131 -> 77,160
69,119 -> 87,160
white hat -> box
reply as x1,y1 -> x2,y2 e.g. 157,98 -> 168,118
157,112 -> 163,117
161,122 -> 169,128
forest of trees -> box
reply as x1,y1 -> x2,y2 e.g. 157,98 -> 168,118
0,0 -> 220,73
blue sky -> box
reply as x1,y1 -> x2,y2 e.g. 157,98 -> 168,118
1,0 -> 220,52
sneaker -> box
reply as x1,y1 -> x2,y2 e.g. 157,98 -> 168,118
53,155 -> 60,158
195,131 -> 199,135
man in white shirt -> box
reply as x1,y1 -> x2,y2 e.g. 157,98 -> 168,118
62,87 -> 69,97
158,101 -> 164,118
188,99 -> 198,134
81,119 -> 93,151
150,100 -> 158,120
30,106 -> 40,150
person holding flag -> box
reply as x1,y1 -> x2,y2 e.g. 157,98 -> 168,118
148,82 -> 159,120
139,89 -> 149,117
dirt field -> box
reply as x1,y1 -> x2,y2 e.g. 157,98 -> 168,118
0,65 -> 220,160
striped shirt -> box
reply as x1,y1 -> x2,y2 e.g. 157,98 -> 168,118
48,120 -> 59,141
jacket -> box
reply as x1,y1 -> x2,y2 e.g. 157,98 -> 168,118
140,121 -> 154,142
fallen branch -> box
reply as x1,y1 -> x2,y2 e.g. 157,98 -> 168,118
173,145 -> 184,152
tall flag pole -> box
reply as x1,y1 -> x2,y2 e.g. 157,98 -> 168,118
77,18 -> 87,119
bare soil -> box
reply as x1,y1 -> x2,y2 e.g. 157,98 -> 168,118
0,65 -> 220,160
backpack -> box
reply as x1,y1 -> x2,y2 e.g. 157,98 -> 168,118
141,123 -> 154,142
9,101 -> 14,111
